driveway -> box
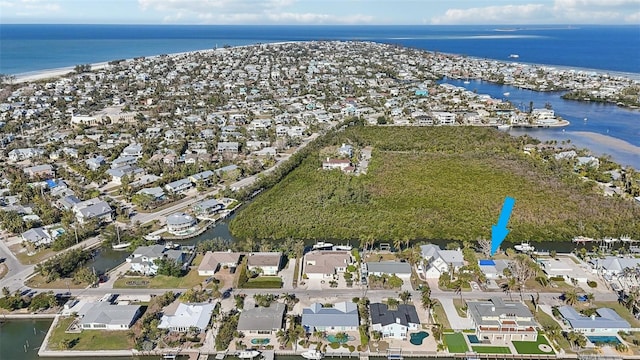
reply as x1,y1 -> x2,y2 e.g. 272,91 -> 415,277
439,297 -> 474,330
280,258 -> 296,290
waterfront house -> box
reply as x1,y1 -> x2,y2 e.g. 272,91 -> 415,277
192,199 -> 224,216
79,302 -> 142,330
591,256 -> 640,277
246,252 -> 282,276
303,250 -> 352,279
420,244 -> 465,279
198,251 -> 242,276
237,302 -> 286,335
478,259 -> 511,279
558,306 -> 630,334
466,297 -> 538,341
302,301 -> 359,333
166,212 -> 197,236
158,302 -> 215,333
370,303 -> 420,340
539,258 -> 588,284
365,261 -> 412,282
72,197 -> 113,224
127,244 -> 185,276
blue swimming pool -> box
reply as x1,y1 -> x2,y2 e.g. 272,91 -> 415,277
587,336 -> 621,345
467,335 -> 480,343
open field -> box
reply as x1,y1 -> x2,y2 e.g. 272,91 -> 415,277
26,274 -> 89,289
230,126 -> 640,242
113,270 -> 204,289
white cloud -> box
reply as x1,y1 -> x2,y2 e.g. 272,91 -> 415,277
625,11 -> 640,22
552,0 -> 640,22
430,4 -> 548,25
138,0 -> 375,24
1,0 -> 61,17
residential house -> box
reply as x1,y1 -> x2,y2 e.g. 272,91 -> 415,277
121,143 -> 143,158
158,302 -> 215,333
85,156 -> 106,171
365,261 -> 412,281
192,199 -> 224,216
539,258 -> 588,284
72,198 -> 113,224
57,195 -> 81,210
21,227 -> 52,247
110,156 -> 138,169
303,250 -> 352,279
106,165 -> 144,184
420,244 -> 465,279
466,298 -> 538,341
136,187 -> 165,201
338,143 -> 353,158
591,256 -> 640,277
79,302 -> 142,330
198,251 -> 242,276
478,259 -> 511,280
370,303 -> 420,340
127,244 -> 185,276
8,148 -> 45,162
302,302 -> 359,333
217,141 -> 239,154
322,158 -> 353,172
23,164 -> 54,178
237,303 -> 286,335
166,212 -> 197,236
189,170 -> 216,185
558,306 -> 630,334
247,252 -> 282,276
165,178 -> 193,194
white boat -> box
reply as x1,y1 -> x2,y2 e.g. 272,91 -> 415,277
144,234 -> 161,241
463,80 -> 470,84
111,242 -> 131,250
497,124 -> 511,131
312,241 -> 334,250
301,349 -> 324,360
514,242 -> 535,252
509,54 -> 519,58
333,244 -> 353,251
164,241 -> 180,250
503,92 -> 510,97
238,350 -> 261,359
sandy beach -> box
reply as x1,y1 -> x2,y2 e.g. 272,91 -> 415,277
571,131 -> 640,155
14,62 -> 111,83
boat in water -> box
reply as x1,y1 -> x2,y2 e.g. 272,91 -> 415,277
333,244 -> 353,251
312,241 -> 334,250
509,54 -> 519,59
497,124 -> 511,131
503,92 -> 510,97
514,242 -> 535,252
112,242 -> 131,250
144,234 -> 161,241
301,349 -> 324,360
238,350 -> 261,359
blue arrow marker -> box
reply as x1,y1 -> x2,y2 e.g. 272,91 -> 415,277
491,196 -> 516,256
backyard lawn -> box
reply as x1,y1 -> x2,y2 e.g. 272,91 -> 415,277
47,317 -> 133,350
113,269 -> 204,289
444,333 -> 468,353
472,346 -> 511,354
513,336 -> 555,355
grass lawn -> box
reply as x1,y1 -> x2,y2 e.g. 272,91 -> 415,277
47,317 -> 133,350
113,269 -> 204,289
513,335 -> 555,355
431,300 -> 452,330
453,298 -> 467,317
444,333 -> 468,353
594,301 -> 640,327
242,276 -> 283,289
26,274 -> 89,289
12,245 -> 55,265
472,346 -> 511,354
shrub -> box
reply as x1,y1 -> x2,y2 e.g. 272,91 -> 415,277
329,342 -> 340,349
348,345 -> 355,352
587,280 -> 597,288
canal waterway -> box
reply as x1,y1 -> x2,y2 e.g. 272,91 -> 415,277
440,78 -> 640,170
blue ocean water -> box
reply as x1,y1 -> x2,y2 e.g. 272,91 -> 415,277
1,24 -> 639,75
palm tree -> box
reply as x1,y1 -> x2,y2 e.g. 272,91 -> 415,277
399,290 -> 412,304
393,238 -> 403,252
586,293 -> 595,306
387,297 -> 399,310
453,280 -> 464,303
564,289 -> 579,306
501,277 -> 518,301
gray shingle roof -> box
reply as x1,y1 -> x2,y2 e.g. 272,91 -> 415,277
559,306 -> 630,330
366,261 -> 411,275
80,302 -> 141,327
237,303 -> 285,332
302,302 -> 359,329
370,303 -> 420,327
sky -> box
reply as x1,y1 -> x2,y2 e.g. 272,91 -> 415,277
1,0 -> 639,25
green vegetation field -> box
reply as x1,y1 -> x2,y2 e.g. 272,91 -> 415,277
47,317 -> 133,350
444,332 -> 469,353
230,126 -> 640,242
513,336 -> 555,355
472,345 -> 511,354
241,276 -> 283,289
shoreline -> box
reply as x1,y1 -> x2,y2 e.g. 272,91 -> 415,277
11,40 -> 640,84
